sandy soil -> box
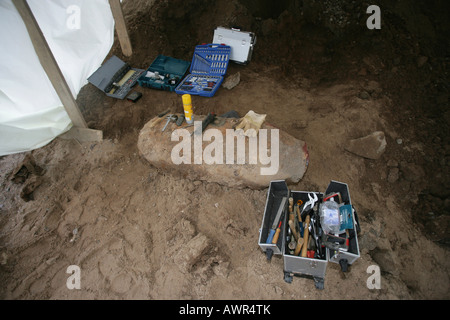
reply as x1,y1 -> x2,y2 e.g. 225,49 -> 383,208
0,0 -> 449,300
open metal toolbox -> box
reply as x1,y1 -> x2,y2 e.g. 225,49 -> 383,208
258,180 -> 360,290
174,43 -> 231,97
137,55 -> 190,92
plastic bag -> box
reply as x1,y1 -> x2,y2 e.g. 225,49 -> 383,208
319,200 -> 341,234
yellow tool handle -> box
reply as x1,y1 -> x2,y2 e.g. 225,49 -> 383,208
301,215 -> 311,257
294,238 -> 304,256
272,228 -> 281,244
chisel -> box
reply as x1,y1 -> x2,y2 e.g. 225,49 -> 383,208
266,197 -> 287,244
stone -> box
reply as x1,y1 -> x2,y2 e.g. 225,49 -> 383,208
137,114 -> 309,189
400,162 -> 425,182
222,72 -> 240,90
387,159 -> 398,167
345,131 -> 387,160
387,167 -> 400,183
417,56 -> 428,68
370,248 -> 398,276
358,91 -> 370,100
173,233 -> 209,272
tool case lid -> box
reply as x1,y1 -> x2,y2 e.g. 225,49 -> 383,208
147,55 -> 190,77
189,43 -> 231,76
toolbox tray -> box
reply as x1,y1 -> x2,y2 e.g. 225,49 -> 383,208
258,180 -> 360,290
138,55 -> 190,92
175,44 -> 231,97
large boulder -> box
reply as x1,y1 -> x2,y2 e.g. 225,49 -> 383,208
137,114 -> 309,189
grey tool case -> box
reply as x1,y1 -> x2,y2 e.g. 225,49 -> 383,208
87,55 -> 144,99
258,180 -> 360,290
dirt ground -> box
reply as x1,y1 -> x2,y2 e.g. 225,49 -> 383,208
0,0 -> 449,300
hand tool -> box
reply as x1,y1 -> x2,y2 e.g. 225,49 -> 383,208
162,114 -> 178,132
191,112 -> 216,136
294,206 -> 303,239
158,109 -> 170,118
271,220 -> 283,244
266,197 -> 287,244
294,236 -> 304,256
288,197 -> 294,222
296,205 -> 304,237
301,192 -> 318,217
288,219 -> 299,240
176,114 -> 185,126
301,214 -> 311,257
288,237 -> 297,253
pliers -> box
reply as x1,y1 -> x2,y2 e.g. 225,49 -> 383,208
302,192 -> 318,215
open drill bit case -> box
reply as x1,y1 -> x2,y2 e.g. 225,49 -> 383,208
175,43 -> 231,97
137,55 -> 190,92
258,180 -> 360,290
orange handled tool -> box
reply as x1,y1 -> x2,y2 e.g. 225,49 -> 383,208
271,221 -> 283,244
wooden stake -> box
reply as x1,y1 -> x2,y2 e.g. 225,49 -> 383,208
12,0 -> 88,129
109,0 -> 133,57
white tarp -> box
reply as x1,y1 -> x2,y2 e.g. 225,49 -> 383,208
0,0 -> 115,156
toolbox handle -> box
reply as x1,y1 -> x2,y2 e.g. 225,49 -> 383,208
207,43 -> 228,49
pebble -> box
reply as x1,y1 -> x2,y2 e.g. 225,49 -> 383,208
222,72 -> 240,90
396,138 -> 403,145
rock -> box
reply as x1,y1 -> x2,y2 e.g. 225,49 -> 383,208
387,159 -> 398,167
222,72 -> 240,90
137,114 -> 309,189
417,56 -> 428,68
387,167 -> 400,183
173,233 -> 209,272
358,68 -> 367,76
400,162 -> 425,182
345,131 -> 387,160
358,91 -> 370,100
1,252 -> 7,265
364,81 -> 382,98
370,248 -> 398,276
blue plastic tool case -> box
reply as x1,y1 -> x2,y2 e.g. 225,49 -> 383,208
138,55 -> 190,92
175,44 -> 231,97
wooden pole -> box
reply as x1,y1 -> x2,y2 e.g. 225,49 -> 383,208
12,0 -> 88,129
109,0 -> 133,57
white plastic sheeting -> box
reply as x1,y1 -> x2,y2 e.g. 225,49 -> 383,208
0,0 -> 115,156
